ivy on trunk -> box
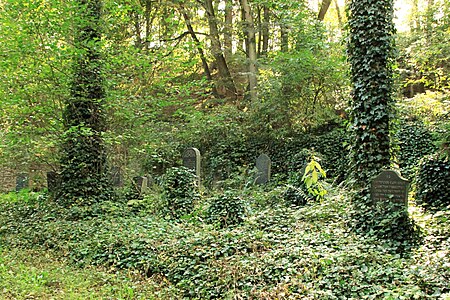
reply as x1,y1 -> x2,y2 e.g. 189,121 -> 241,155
57,0 -> 111,207
347,0 -> 395,187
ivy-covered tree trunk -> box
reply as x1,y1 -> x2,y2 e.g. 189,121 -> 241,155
348,0 -> 395,187
347,0 -> 419,245
57,0 -> 111,206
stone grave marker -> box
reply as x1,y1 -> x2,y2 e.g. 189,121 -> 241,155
16,173 -> 29,192
46,171 -> 58,192
133,176 -> 148,196
371,170 -> 409,208
182,147 -> 201,186
111,166 -> 123,187
256,154 -> 271,184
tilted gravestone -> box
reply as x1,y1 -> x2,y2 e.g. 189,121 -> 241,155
182,147 -> 201,187
133,176 -> 148,196
255,154 -> 271,184
16,173 -> 29,192
371,170 -> 409,209
46,171 -> 58,193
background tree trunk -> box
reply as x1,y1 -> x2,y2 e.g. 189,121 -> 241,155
261,5 -> 270,56
179,5 -> 219,97
318,0 -> 332,21
204,0 -> 237,99
224,0 -> 233,58
240,0 -> 258,102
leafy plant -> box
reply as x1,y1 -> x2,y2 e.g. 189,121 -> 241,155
415,154 -> 450,209
161,166 -> 199,218
206,191 -> 246,228
396,120 -> 437,180
302,155 -> 327,201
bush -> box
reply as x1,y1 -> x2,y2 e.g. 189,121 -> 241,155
206,191 -> 246,228
396,120 -> 437,180
283,172 -> 310,206
416,154 -> 450,209
161,166 -> 199,218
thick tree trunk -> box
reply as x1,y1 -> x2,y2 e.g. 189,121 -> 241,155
58,0 -> 111,206
239,0 -> 258,101
204,0 -> 237,99
318,0 -> 332,21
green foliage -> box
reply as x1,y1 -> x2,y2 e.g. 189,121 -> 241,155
416,154 -> 450,209
397,0 -> 450,92
310,125 -> 350,181
57,125 -> 112,207
283,152 -> 328,206
283,178 -> 310,207
1,189 -> 450,299
161,166 -> 199,218
396,120 -> 437,180
57,0 -> 111,207
206,191 -> 246,228
256,45 -> 349,132
347,0 -> 396,186
302,155 -> 327,201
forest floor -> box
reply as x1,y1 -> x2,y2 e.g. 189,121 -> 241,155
1,188 -> 449,299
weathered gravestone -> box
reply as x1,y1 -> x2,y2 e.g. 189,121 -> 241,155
371,170 -> 409,209
46,171 -> 58,193
110,166 -> 123,187
133,176 -> 148,196
16,173 -> 29,192
256,154 -> 271,184
182,147 -> 201,186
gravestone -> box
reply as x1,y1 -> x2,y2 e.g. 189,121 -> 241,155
16,173 -> 29,192
256,154 -> 271,184
111,166 -> 123,187
46,171 -> 58,193
371,170 -> 409,208
133,176 -> 148,196
182,147 -> 201,186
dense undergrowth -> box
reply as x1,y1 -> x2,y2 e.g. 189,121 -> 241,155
1,188 -> 449,299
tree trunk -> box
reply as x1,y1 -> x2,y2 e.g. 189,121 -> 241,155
348,0 -> 395,186
261,5 -> 270,55
224,0 -> 233,58
334,0 -> 343,29
239,0 -> 258,101
58,0 -> 111,206
204,0 -> 237,99
179,5 -> 219,97
280,23 -> 288,52
318,0 -> 332,21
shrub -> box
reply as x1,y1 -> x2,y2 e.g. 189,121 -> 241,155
161,166 -> 199,218
416,154 -> 450,209
396,120 -> 437,180
283,172 -> 310,207
206,191 -> 246,228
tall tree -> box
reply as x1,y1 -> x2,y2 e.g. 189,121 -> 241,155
318,0 -> 332,21
240,0 -> 258,101
57,0 -> 111,206
203,0 -> 237,99
224,0 -> 233,58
